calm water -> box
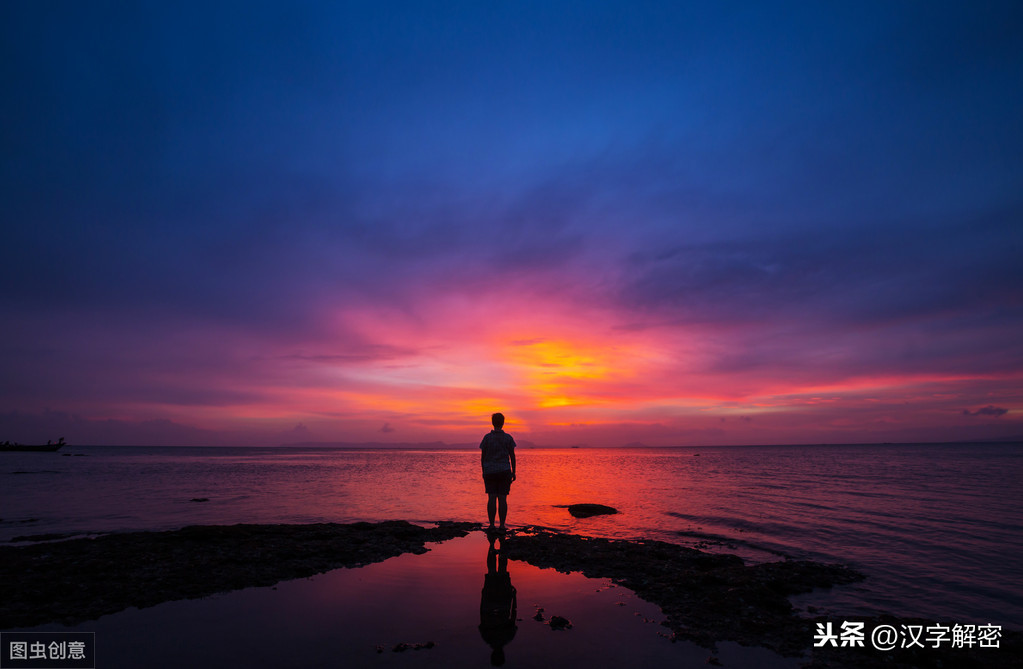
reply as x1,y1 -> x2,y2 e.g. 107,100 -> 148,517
15,532 -> 800,668
3,443 -> 1021,629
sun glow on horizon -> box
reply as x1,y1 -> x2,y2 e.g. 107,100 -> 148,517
47,296 -> 1022,447
506,337 -> 623,408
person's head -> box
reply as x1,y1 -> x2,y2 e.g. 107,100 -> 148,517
491,412 -> 505,429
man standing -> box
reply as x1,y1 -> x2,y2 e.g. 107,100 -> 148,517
480,412 -> 516,532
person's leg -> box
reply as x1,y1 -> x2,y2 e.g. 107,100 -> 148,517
497,494 -> 508,529
487,493 -> 497,527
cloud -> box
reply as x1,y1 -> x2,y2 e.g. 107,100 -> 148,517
2,2 -> 1022,447
963,406 -> 1009,417
380,422 -> 395,433
617,207 -> 1023,328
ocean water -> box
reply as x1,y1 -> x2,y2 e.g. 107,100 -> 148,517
3,442 -> 1021,629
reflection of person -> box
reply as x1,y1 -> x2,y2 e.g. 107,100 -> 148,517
479,533 -> 517,666
480,412 -> 516,531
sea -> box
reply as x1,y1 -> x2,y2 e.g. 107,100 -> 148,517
3,442 -> 1021,631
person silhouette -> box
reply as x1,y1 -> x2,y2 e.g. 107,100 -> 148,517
479,533 -> 517,666
480,412 -> 516,531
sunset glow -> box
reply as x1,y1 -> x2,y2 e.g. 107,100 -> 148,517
2,2 -> 1021,446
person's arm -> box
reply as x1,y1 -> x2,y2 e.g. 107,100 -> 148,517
510,450 -> 516,480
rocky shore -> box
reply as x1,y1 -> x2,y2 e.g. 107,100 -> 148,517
2,521 -> 1019,668
0,520 -> 476,629
499,527 -> 1022,669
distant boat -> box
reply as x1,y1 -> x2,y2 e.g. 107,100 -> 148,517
0,438 -> 66,452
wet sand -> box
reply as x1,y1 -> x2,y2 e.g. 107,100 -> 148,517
2,521 -> 1020,668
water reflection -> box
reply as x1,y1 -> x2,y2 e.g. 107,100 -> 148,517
479,530 -> 517,666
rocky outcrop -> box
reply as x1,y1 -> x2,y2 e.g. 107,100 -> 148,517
565,504 -> 619,517
0,520 -> 475,629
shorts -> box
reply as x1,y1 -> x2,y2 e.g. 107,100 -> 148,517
483,470 -> 513,496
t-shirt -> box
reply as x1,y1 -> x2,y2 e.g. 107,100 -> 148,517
480,430 -> 516,475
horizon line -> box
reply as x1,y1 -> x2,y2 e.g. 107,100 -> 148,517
54,438 -> 1023,450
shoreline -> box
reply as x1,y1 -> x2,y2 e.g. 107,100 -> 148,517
0,520 -> 476,629
2,521 -> 1020,668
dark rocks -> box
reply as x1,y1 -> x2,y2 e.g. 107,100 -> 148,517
0,520 -> 476,629
501,528 -> 1023,668
5,520 -> 1020,668
566,504 -> 618,518
189,498 -> 209,502
501,528 -> 856,656
532,607 -> 572,630
392,641 -> 435,652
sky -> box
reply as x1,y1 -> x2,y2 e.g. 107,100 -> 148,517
2,1 -> 1022,447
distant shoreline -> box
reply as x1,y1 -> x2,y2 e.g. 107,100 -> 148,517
279,439 -> 1023,449
29,439 -> 1023,450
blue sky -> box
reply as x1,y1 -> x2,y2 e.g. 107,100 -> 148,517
2,1 -> 1021,446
